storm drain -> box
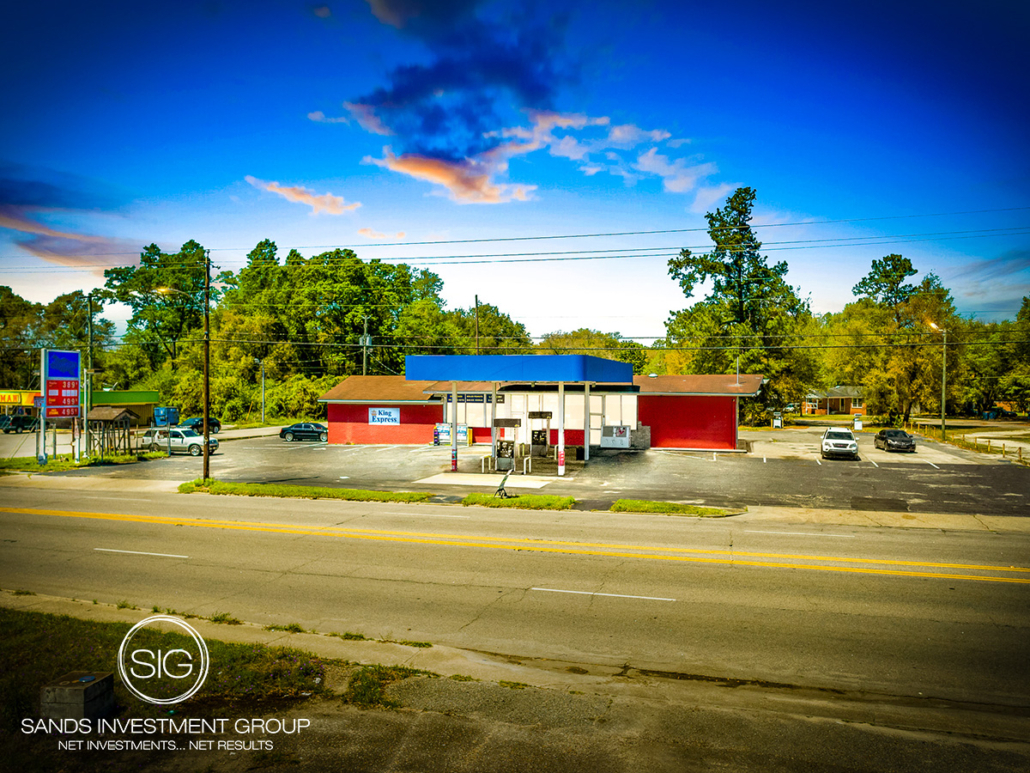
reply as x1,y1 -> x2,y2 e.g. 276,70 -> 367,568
850,496 -> 909,512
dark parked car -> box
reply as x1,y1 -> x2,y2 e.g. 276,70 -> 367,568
2,415 -> 39,434
874,428 -> 916,452
181,416 -> 221,434
279,423 -> 328,442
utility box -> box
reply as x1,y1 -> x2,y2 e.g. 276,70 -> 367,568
772,412 -> 782,429
853,413 -> 863,431
153,406 -> 179,427
41,672 -> 115,720
600,425 -> 631,449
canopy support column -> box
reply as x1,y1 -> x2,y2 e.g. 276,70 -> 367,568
491,381 -> 497,462
451,381 -> 458,472
584,382 -> 590,462
558,381 -> 565,476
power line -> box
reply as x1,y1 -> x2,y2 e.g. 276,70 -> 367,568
4,225 -> 1030,273
4,205 -> 1026,261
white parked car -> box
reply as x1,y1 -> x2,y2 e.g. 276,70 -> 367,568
821,427 -> 858,459
142,428 -> 218,456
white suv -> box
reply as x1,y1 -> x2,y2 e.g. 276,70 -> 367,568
821,427 -> 858,459
142,428 -> 218,457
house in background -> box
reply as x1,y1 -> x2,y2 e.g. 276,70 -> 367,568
804,386 -> 864,415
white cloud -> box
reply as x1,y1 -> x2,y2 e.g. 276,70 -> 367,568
634,148 -> 716,193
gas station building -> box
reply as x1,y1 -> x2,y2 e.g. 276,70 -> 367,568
319,355 -> 762,453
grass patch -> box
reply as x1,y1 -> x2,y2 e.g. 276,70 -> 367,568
461,492 -> 576,510
266,623 -> 306,633
344,664 -> 436,709
115,599 -> 137,610
449,674 -> 477,682
610,499 -> 740,517
11,589 -> 36,596
333,631 -> 369,641
0,452 -> 167,474
390,639 -> 432,648
209,611 -> 242,625
499,680 -> 530,690
179,478 -> 433,503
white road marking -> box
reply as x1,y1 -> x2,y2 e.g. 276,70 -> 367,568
868,459 -> 879,468
744,531 -> 855,539
763,456 -> 767,463
95,548 -> 189,559
531,587 -> 675,602
375,446 -> 400,452
339,476 -> 349,479
713,452 -> 717,461
926,461 -> 940,469
815,458 -> 822,465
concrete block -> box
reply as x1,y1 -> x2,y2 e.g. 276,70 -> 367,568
41,671 -> 115,720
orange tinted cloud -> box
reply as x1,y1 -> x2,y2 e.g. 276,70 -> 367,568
245,175 -> 360,214
0,206 -> 139,274
366,151 -> 534,204
358,227 -> 406,239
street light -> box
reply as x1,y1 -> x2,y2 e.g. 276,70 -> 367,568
928,322 -> 947,441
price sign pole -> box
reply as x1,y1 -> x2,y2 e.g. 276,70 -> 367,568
40,349 -> 82,465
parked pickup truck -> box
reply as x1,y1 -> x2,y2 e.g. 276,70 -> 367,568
141,428 -> 218,456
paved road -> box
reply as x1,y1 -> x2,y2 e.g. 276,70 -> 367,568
2,486 -> 1028,712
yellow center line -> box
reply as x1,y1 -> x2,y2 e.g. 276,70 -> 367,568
3,506 -> 1029,584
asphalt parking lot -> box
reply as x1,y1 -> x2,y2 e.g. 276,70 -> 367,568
38,425 -> 1030,516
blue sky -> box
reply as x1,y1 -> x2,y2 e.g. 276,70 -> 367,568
2,0 -> 1028,338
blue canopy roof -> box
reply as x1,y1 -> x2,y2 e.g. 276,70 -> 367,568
405,355 -> 633,383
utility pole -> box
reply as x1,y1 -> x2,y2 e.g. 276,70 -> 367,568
203,249 -> 211,480
474,295 -> 480,355
260,359 -> 266,425
941,328 -> 947,441
361,316 -> 370,376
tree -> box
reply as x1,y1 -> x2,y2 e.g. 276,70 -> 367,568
449,302 -> 533,355
851,254 -> 917,326
667,187 -> 802,328
827,264 -> 959,422
0,286 -> 42,388
537,329 -> 647,373
664,187 -> 817,416
102,241 -> 215,364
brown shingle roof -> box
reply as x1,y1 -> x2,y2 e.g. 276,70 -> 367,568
319,376 -> 440,403
320,374 -> 764,401
632,374 -> 764,396
87,406 -> 139,421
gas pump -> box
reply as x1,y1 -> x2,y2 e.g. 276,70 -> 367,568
492,418 -> 521,472
772,411 -> 782,429
528,410 -> 551,457
853,413 -> 863,431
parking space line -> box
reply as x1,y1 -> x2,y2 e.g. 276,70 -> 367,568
95,548 -> 189,559
531,587 -> 675,602
926,461 -> 940,469
868,459 -> 878,468
815,458 -> 822,466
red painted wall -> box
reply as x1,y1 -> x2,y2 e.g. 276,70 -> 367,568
548,429 -> 585,446
327,403 -> 442,444
638,396 -> 737,450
